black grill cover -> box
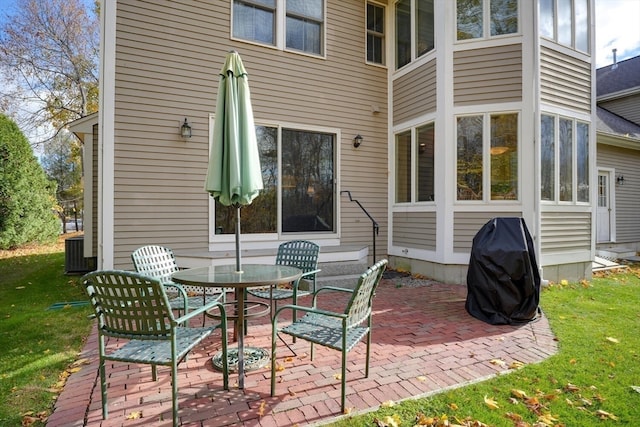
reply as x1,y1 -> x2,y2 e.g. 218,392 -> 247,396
465,217 -> 540,325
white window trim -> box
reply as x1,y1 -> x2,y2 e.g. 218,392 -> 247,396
455,0 -> 521,44
365,0 -> 388,68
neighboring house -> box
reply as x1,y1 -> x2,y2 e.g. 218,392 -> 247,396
595,54 -> 640,254
73,0 -> 597,283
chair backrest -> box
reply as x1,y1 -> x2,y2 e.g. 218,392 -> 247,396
82,270 -> 175,339
131,245 -> 179,284
275,240 -> 320,275
345,259 -> 388,328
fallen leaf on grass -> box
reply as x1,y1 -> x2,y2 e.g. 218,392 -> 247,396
381,400 -> 395,407
484,395 -> 500,409
509,361 -> 525,369
595,409 -> 618,420
605,336 -> 619,344
631,386 -> 640,393
449,402 -> 459,410
511,389 -> 528,399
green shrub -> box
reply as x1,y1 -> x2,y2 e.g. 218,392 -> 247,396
0,114 -> 60,249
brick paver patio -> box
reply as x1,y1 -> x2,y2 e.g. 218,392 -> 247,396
47,278 -> 557,426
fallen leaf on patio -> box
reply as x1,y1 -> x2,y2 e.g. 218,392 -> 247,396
509,361 -> 525,369
275,363 -> 285,372
257,401 -> 266,417
285,356 -> 294,363
416,375 -> 427,382
343,407 -> 353,415
125,411 -> 142,420
333,373 -> 342,380
605,336 -> 619,344
511,389 -> 527,399
381,400 -> 395,407
595,410 -> 618,420
490,359 -> 507,368
484,395 -> 499,409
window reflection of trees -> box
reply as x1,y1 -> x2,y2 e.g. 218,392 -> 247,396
457,116 -> 483,200
214,126 -> 335,235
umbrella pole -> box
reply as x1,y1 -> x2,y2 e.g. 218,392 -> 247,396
235,206 -> 241,272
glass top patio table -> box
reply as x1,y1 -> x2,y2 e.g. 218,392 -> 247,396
172,264 -> 302,389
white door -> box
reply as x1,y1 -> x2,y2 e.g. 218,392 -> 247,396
596,171 -> 612,243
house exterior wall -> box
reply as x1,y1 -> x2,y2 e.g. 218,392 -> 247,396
453,211 -> 523,253
597,143 -> 640,247
453,43 -> 523,106
107,0 -> 389,269
599,94 -> 640,126
392,59 -> 437,125
540,46 -> 592,114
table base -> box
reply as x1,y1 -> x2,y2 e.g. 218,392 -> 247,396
212,346 -> 270,373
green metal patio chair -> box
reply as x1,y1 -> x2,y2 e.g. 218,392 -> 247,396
247,240 -> 321,320
81,270 -> 229,427
270,259 -> 387,412
132,245 -> 226,324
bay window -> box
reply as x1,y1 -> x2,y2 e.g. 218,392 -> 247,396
456,113 -> 519,201
456,0 -> 518,41
395,123 -> 435,203
539,0 -> 590,53
540,113 -> 590,203
395,0 -> 434,69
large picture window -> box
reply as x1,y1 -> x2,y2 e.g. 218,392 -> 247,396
395,0 -> 434,69
539,0 -> 590,53
233,0 -> 325,56
457,0 -> 518,41
457,113 -> 519,201
540,113 -> 590,203
214,125 -> 335,235
394,123 -> 435,203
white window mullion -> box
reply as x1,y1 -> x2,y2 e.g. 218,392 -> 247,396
483,113 -> 491,202
276,0 -> 285,49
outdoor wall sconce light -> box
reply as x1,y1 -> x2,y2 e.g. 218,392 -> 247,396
616,175 -> 625,185
180,118 -> 192,139
353,134 -> 363,148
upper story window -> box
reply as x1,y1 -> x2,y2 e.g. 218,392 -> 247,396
456,0 -> 518,41
396,0 -> 434,70
456,113 -> 519,201
232,0 -> 325,56
367,2 -> 385,65
539,0 -> 589,53
395,122 -> 435,203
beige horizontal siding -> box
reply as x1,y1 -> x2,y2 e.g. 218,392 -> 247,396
599,94 -> 640,127
540,46 -> 591,114
453,211 -> 523,252
453,44 -> 522,106
597,144 -> 640,244
392,211 -> 436,250
112,0 -> 389,268
540,211 -> 591,252
393,59 -> 437,125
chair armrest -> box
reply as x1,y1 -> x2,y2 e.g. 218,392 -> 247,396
314,286 -> 353,295
163,282 -> 189,312
273,303 -> 347,322
175,300 -> 227,324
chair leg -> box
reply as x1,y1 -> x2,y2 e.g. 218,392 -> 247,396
341,348 -> 347,413
171,361 -> 179,427
99,357 -> 108,420
270,318 -> 278,397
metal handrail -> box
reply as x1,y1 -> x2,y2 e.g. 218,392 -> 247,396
340,190 -> 379,263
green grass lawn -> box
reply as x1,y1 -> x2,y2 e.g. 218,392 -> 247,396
0,241 -> 93,426
330,267 -> 640,426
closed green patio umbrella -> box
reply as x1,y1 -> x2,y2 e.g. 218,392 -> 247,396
205,50 -> 263,272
